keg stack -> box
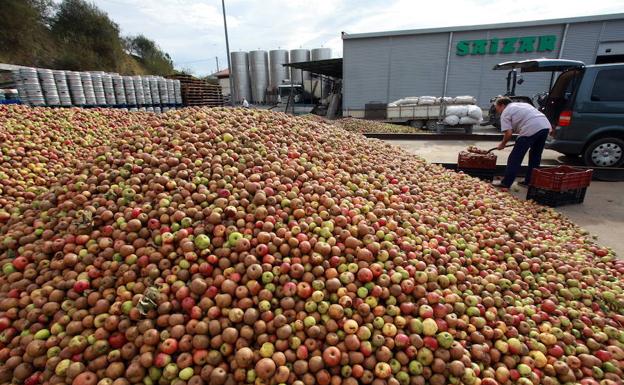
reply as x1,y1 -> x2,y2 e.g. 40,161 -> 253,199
150,76 -> 161,113
102,73 -> 116,106
66,71 -> 86,106
166,79 -> 176,110
158,77 -> 169,112
122,76 -> 137,111
53,71 -> 72,106
6,66 -> 184,111
90,72 -> 107,106
11,70 -> 29,105
80,72 -> 97,106
20,67 -> 45,106
173,79 -> 182,107
38,68 -> 61,106
112,74 -> 127,109
142,76 -> 153,112
132,76 -> 146,111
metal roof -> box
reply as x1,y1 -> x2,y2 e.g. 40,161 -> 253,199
342,13 -> 624,40
284,58 -> 343,78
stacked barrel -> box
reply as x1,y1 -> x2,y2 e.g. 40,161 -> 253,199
10,66 -> 183,112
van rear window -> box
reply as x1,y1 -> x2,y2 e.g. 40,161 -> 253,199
591,69 -> 624,101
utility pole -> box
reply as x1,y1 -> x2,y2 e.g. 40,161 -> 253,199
215,56 -> 220,72
221,0 -> 235,106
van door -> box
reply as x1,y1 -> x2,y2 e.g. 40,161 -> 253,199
542,69 -> 583,139
571,67 -> 624,141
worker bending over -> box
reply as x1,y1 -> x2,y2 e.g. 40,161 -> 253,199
493,97 -> 552,188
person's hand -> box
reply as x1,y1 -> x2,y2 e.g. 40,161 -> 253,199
497,142 -> 506,151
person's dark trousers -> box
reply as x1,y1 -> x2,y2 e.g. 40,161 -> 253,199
501,129 -> 549,187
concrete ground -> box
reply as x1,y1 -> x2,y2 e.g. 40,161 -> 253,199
388,139 -> 564,166
385,139 -> 624,256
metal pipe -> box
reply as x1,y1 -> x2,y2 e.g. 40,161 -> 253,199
558,23 -> 570,59
221,0 -> 235,106
442,32 -> 453,97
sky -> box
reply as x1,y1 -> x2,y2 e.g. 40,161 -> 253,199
92,0 -> 624,76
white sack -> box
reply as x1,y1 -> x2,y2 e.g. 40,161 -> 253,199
454,95 -> 477,104
467,105 -> 483,120
392,97 -> 420,105
418,96 -> 436,105
443,115 -> 460,125
445,105 -> 468,117
459,116 -> 480,125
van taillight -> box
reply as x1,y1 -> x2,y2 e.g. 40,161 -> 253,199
558,110 -> 572,127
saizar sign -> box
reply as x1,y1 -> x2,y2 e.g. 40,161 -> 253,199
456,35 -> 557,56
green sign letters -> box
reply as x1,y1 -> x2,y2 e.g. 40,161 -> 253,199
456,35 -> 557,56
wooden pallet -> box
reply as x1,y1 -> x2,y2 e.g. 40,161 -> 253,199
166,74 -> 224,107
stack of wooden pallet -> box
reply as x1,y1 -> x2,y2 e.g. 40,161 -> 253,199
167,74 -> 224,107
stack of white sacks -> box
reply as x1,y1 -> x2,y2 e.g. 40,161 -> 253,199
388,95 -> 483,125
443,104 -> 483,126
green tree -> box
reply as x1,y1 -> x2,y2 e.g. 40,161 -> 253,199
51,0 -> 127,72
125,35 -> 174,75
0,0 -> 56,66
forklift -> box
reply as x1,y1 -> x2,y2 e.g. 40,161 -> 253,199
482,61 -> 549,128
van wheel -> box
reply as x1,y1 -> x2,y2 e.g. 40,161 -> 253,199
583,137 -> 624,167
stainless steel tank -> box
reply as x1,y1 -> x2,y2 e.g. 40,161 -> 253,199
249,50 -> 269,103
311,48 -> 332,98
311,48 -> 331,61
269,49 -> 289,89
231,51 -> 252,103
289,49 -> 311,84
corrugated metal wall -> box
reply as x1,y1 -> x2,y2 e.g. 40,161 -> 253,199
343,38 -> 393,109
386,34 -> 449,101
448,24 -> 564,105
601,20 -> 624,40
343,19 -> 617,111
562,22 -> 603,64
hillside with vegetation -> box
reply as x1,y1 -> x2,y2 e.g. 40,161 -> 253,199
0,0 -> 176,75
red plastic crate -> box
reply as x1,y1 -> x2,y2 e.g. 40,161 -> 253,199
458,151 -> 497,169
530,166 -> 593,191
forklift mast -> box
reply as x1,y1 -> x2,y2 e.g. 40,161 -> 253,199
506,69 -> 518,96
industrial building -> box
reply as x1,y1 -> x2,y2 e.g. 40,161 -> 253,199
342,13 -> 624,116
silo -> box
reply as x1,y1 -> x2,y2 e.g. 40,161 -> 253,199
311,48 -> 331,61
269,50 -> 289,89
230,51 -> 251,103
249,50 -> 269,103
289,49 -> 311,84
311,48 -> 332,98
